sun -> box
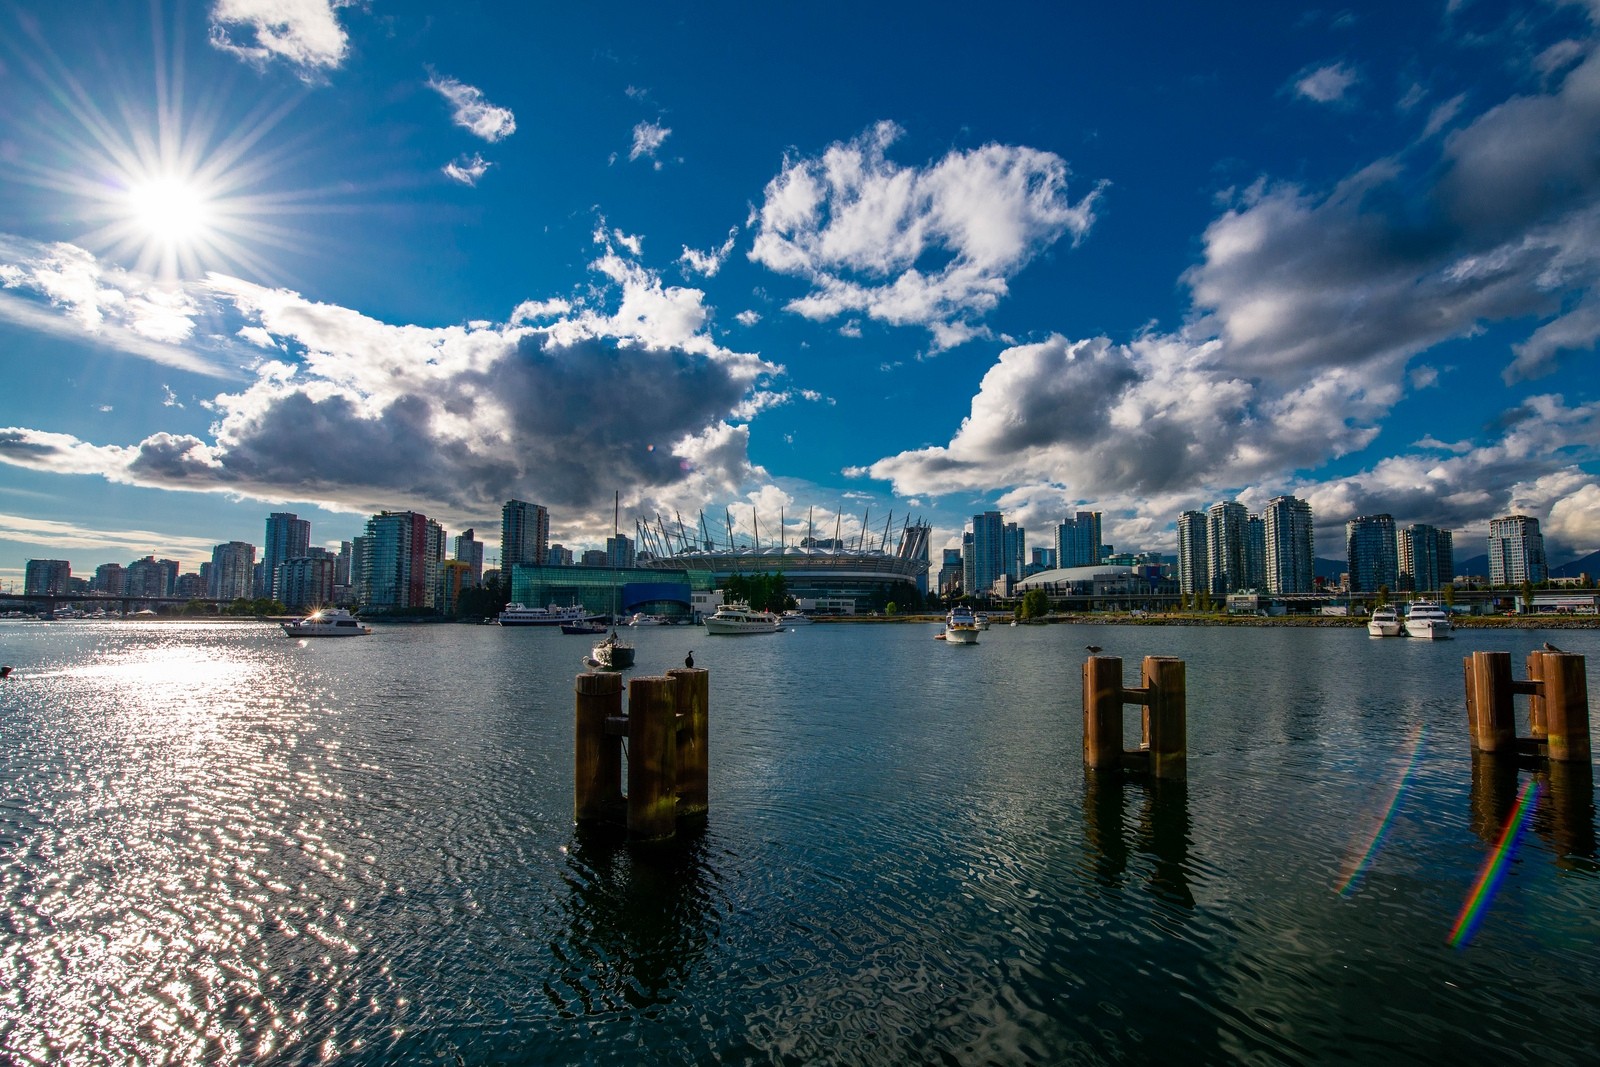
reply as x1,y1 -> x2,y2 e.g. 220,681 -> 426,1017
125,175 -> 215,246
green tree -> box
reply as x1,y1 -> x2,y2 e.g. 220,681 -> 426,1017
1442,584 -> 1455,608
1020,588 -> 1049,620
1376,584 -> 1390,609
1520,579 -> 1534,614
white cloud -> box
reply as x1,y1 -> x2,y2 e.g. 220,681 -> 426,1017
749,121 -> 1103,350
629,121 -> 671,162
443,153 -> 493,186
428,75 -> 517,142
208,0 -> 351,76
1295,62 -> 1359,103
679,227 -> 739,277
1422,92 -> 1467,138
735,310 -> 761,327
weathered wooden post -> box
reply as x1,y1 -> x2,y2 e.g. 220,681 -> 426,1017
575,671 -> 625,825
627,676 -> 680,840
1540,652 -> 1591,763
1525,651 -> 1547,740
1143,656 -> 1187,781
1083,655 -> 1125,770
668,667 -> 710,819
1465,651 -> 1515,753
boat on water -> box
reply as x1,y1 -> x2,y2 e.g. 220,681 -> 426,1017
281,608 -> 372,638
561,621 -> 609,635
945,607 -> 980,645
1405,600 -> 1454,639
974,612 -> 991,630
627,612 -> 667,626
779,611 -> 813,626
497,603 -> 603,627
704,605 -> 783,635
1367,607 -> 1403,637
586,630 -> 636,669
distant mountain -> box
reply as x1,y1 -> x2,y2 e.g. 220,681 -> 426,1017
1455,554 -> 1488,578
1315,557 -> 1345,581
1551,550 -> 1600,579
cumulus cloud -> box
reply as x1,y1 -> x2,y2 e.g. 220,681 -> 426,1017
428,75 -> 517,142
1295,62 -> 1359,103
443,152 -> 492,186
209,0 -> 351,77
630,121 -> 671,161
748,121 -> 1104,350
0,242 -> 783,537
679,227 -> 739,277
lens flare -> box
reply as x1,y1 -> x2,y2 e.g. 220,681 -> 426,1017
1337,724 -> 1425,895
1448,778 -> 1540,948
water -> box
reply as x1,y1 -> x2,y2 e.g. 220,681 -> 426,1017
1,619 -> 1597,1064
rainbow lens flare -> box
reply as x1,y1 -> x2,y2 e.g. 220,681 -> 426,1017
1448,778 -> 1541,948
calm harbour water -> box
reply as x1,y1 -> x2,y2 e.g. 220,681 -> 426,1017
1,618 -> 1597,1065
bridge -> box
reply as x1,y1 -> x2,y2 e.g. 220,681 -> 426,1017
0,591 -> 236,616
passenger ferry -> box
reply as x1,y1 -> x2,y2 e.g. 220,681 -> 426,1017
497,603 -> 603,627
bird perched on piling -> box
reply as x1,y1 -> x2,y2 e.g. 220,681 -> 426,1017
1085,645 -> 1103,655
1543,641 -> 1563,653
685,651 -> 695,668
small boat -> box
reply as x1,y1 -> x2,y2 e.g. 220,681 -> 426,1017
1404,600 -> 1454,640
704,605 -> 783,635
497,603 -> 603,627
1367,607 -> 1403,637
627,612 -> 667,626
561,621 -> 608,635
945,607 -> 980,645
281,608 -> 372,638
586,630 -> 636,669
779,610 -> 813,626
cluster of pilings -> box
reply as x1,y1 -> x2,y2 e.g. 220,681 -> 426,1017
1464,650 -> 1590,763
574,668 -> 709,841
1083,655 -> 1187,779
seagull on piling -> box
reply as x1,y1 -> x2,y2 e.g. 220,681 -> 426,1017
1543,641 -> 1563,653
685,651 -> 695,668
1085,645 -> 1103,655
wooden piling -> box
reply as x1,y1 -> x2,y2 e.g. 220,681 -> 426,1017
1525,651 -> 1547,740
1540,652 -> 1591,764
627,676 -> 680,840
1083,655 -> 1125,770
1466,651 -> 1515,753
1143,656 -> 1187,781
668,667 -> 710,818
575,672 -> 625,824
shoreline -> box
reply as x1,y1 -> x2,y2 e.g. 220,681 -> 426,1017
824,612 -> 1600,629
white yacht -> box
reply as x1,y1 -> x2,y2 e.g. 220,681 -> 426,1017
1367,607 -> 1403,637
944,606 -> 980,645
703,605 -> 783,635
779,610 -> 814,626
497,603 -> 603,627
1404,601 -> 1454,639
281,608 -> 372,638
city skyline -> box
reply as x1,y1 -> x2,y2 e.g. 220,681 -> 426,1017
4,2 -> 1600,586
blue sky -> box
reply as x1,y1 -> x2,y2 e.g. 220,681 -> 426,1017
3,0 -> 1600,585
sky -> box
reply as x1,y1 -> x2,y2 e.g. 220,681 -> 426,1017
3,0 -> 1600,586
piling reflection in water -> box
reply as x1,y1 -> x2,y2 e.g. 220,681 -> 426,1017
1081,771 -> 1194,909
1470,751 -> 1597,866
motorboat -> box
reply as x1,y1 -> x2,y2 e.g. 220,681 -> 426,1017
1404,600 -> 1454,639
586,630 -> 636,669
779,611 -> 814,626
561,621 -> 608,635
974,612 -> 991,630
627,613 -> 667,626
945,607 -> 980,645
703,605 -> 782,635
1367,607 -> 1403,637
281,608 -> 372,638
497,603 -> 603,627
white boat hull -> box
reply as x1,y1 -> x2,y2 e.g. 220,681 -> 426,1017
1367,621 -> 1403,637
945,625 -> 979,644
704,619 -> 782,634
1405,621 -> 1452,639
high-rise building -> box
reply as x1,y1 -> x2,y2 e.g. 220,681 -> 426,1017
175,572 -> 207,599
361,511 -> 446,611
440,559 -> 474,615
1246,515 -> 1266,590
1002,521 -> 1026,584
1056,511 -> 1103,568
1029,547 -> 1057,574
546,544 -> 573,566
262,512 -> 310,597
92,563 -> 126,595
961,531 -> 975,595
209,541 -> 256,600
1176,510 -> 1208,596
126,556 -> 179,597
1263,496 -> 1314,594
501,500 -> 549,571
606,534 -> 635,569
1488,514 -> 1547,586
454,529 -> 485,586
1400,524 -> 1454,593
1346,514 -> 1398,593
939,548 -> 963,596
970,511 -> 1005,596
24,559 -> 71,595
1206,502 -> 1250,595
276,556 -> 336,609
